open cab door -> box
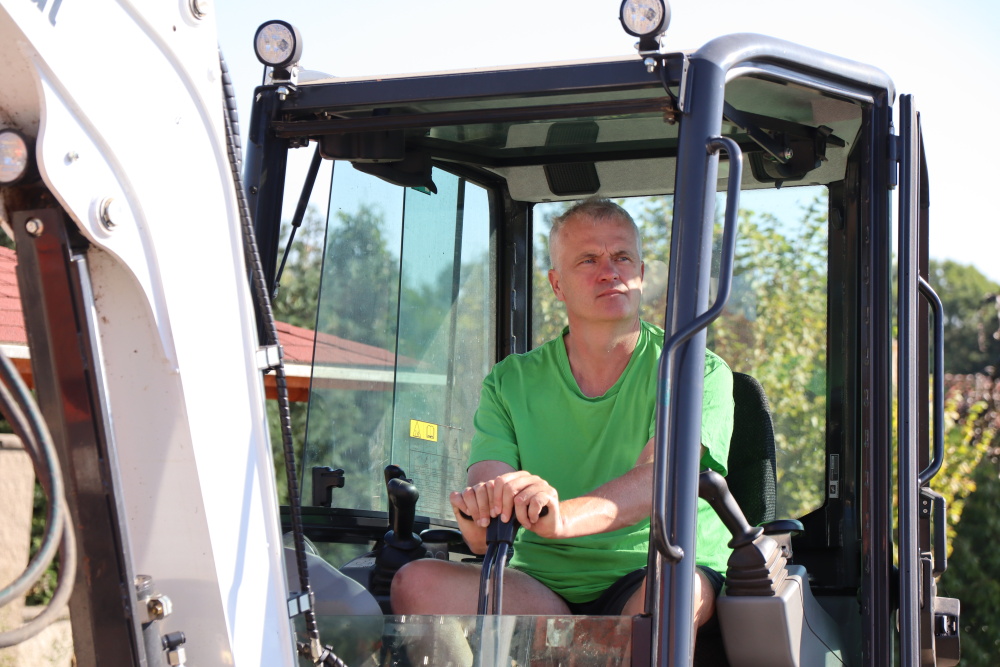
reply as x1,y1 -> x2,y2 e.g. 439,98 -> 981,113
895,94 -> 960,667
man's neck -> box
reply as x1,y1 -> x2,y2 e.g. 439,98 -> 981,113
563,318 -> 642,397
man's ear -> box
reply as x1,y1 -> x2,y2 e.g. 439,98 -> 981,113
640,261 -> 645,281
548,268 -> 565,302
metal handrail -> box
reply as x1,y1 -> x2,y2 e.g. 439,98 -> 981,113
650,135 -> 743,562
917,276 -> 945,487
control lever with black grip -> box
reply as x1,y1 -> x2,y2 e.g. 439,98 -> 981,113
370,473 -> 426,598
458,506 -> 548,615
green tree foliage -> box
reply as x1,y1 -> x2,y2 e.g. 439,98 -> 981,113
26,483 -> 58,605
929,260 -> 1000,375
933,295 -> 999,665
272,207 -> 326,331
938,450 -> 1000,665
935,374 -> 999,547
707,201 -> 828,519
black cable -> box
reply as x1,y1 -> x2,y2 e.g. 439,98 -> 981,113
0,348 -> 76,647
0,352 -> 64,607
658,58 -> 680,114
219,48 -> 334,664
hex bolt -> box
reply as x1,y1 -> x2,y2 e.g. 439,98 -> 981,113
99,197 -> 125,231
147,598 -> 166,620
65,151 -> 79,164
644,57 -> 657,74
25,219 -> 44,237
189,0 -> 209,19
146,594 -> 172,621
276,86 -> 289,101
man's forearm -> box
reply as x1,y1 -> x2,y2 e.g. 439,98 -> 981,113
556,461 -> 653,538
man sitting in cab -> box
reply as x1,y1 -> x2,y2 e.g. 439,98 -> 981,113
392,198 -> 733,627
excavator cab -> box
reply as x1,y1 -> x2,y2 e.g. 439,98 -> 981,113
244,4 -> 956,665
0,1 -> 957,665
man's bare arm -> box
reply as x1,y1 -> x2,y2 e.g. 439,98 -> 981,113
496,439 -> 708,540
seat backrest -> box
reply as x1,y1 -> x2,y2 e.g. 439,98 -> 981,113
726,372 -> 777,527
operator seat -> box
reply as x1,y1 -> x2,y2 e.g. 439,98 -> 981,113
725,372 -> 777,527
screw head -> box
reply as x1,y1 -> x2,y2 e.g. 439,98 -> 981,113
25,218 -> 44,237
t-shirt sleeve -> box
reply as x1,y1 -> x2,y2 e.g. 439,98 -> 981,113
468,366 -> 521,470
699,353 -> 734,476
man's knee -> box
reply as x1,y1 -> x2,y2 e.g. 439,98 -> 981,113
391,558 -> 479,615
390,558 -> 437,614
694,568 -> 718,627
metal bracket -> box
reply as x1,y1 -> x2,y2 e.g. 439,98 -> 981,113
267,66 -> 300,87
256,344 -> 283,371
311,466 -> 346,507
677,55 -> 690,113
286,591 -> 312,618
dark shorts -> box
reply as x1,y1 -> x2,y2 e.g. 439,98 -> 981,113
563,566 -> 725,615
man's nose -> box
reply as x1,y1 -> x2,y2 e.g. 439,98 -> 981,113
597,256 -> 619,280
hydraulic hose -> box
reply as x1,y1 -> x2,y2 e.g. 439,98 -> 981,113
219,49 -> 336,664
0,348 -> 76,647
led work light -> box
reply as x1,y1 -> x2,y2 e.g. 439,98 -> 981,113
254,20 -> 303,69
0,129 -> 31,185
619,0 -> 670,51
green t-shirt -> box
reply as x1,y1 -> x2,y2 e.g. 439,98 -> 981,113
469,320 -> 734,603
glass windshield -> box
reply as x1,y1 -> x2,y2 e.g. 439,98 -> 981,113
303,164 -> 495,524
301,614 -> 633,666
532,185 -> 829,520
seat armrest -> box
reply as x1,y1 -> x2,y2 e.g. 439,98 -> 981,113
760,519 -> 803,535
760,519 -> 803,560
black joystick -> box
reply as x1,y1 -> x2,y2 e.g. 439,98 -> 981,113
385,478 -> 423,551
370,470 -> 427,599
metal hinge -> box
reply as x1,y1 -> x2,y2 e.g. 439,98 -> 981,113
887,128 -> 901,190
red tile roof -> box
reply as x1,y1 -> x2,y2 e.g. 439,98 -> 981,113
0,247 -> 408,398
276,319 -> 409,368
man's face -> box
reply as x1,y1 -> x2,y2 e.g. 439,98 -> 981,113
547,214 -> 644,326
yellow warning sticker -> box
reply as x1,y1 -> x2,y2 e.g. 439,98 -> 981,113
409,419 -> 438,442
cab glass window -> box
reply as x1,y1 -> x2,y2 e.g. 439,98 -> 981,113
303,165 -> 495,524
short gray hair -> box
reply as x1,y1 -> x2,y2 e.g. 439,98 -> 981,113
548,198 -> 642,269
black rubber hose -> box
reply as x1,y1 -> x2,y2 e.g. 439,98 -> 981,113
0,350 -> 64,607
0,348 -> 77,647
219,48 -> 329,662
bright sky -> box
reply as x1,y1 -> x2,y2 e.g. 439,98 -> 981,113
215,0 -> 1000,283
